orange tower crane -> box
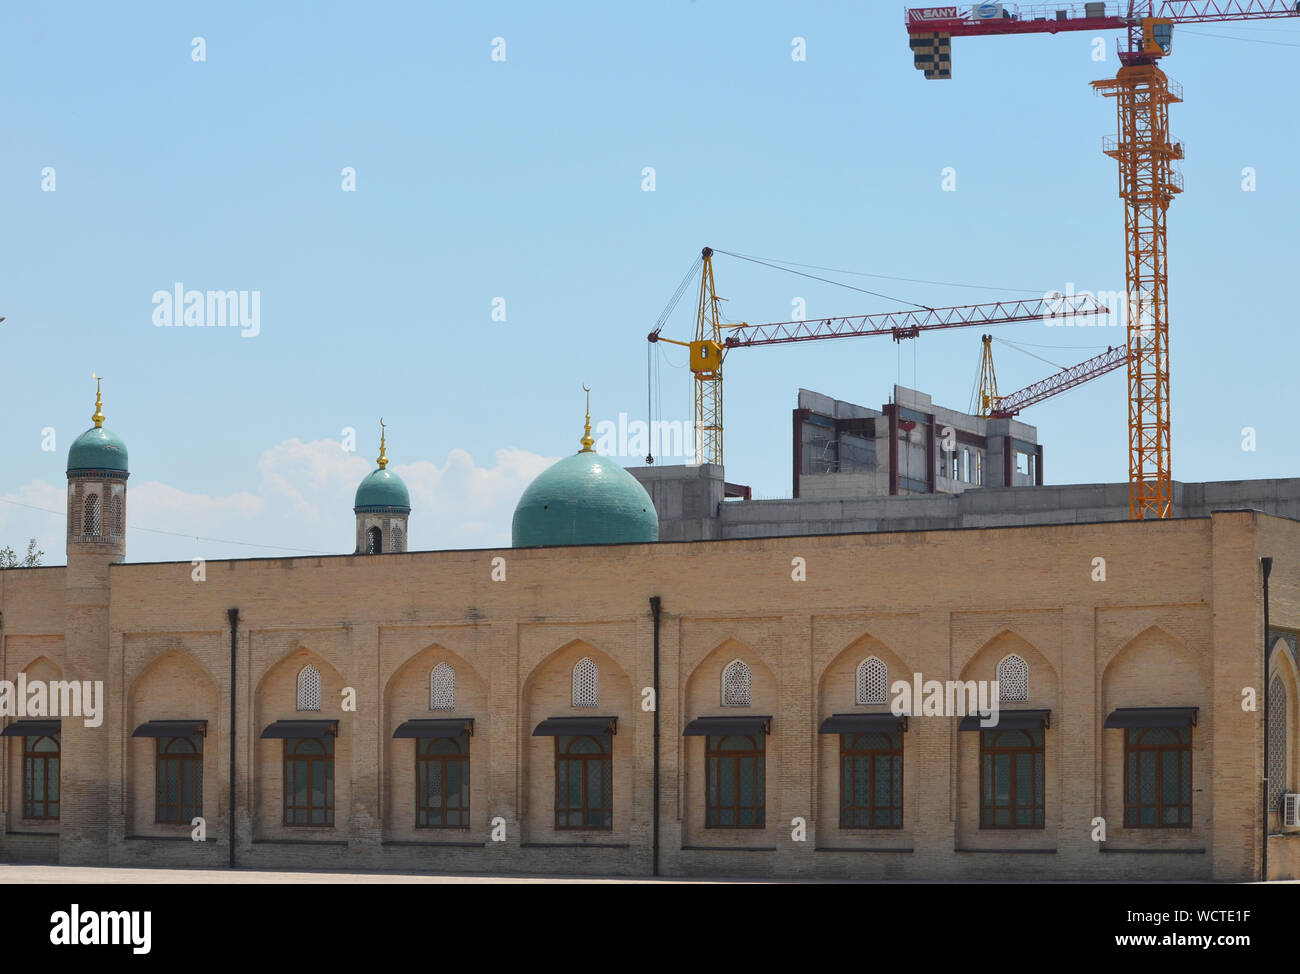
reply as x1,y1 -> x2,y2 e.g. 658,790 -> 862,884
648,247 -> 1108,467
906,0 -> 1300,518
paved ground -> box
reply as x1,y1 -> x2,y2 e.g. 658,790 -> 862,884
0,863 -> 719,884
2,863 -> 1293,884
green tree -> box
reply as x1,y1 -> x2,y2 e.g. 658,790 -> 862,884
0,538 -> 44,569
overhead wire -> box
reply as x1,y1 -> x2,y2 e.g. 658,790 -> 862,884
713,249 -> 1048,296
0,496 -> 334,555
711,249 -> 935,311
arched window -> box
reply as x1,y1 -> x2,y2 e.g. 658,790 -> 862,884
1269,675 -> 1288,813
722,659 -> 752,707
111,495 -> 124,537
554,734 -> 612,829
572,657 -> 598,708
155,734 -> 202,824
706,734 -> 765,827
366,526 -> 382,555
296,664 -> 322,712
856,657 -> 888,706
22,733 -> 60,820
83,493 -> 101,537
417,734 -> 470,828
283,736 -> 334,827
391,525 -> 404,553
430,662 -> 455,711
996,654 -> 1029,703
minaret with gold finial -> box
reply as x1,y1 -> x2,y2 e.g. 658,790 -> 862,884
579,384 -> 594,453
66,373 -> 130,562
353,418 -> 411,554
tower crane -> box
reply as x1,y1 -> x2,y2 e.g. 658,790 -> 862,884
647,247 -> 1108,467
977,334 -> 1130,419
906,0 -> 1300,518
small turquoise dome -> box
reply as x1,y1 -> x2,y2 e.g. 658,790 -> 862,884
354,467 -> 410,513
67,426 -> 129,475
512,451 -> 658,547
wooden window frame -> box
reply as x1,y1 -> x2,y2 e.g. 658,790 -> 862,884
705,734 -> 766,829
22,734 -> 60,821
415,734 -> 470,829
554,734 -> 612,831
282,736 -> 335,827
1123,725 -> 1193,829
840,731 -> 903,829
979,727 -> 1044,829
155,734 -> 203,824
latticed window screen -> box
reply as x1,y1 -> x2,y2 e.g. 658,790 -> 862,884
366,526 -> 381,554
391,526 -> 404,553
430,663 -> 455,711
572,657 -> 598,708
111,495 -> 124,537
857,657 -> 888,706
1269,675 -> 1288,813
83,493 -> 101,537
296,665 -> 322,712
996,654 -> 1029,703
722,659 -> 752,707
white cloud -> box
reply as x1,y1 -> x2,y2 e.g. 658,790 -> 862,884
0,440 -> 558,565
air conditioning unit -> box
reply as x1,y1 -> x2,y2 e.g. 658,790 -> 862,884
1283,793 -> 1300,829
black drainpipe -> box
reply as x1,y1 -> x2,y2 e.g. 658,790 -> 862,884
650,595 -> 661,878
227,607 -> 239,870
1261,558 -> 1273,883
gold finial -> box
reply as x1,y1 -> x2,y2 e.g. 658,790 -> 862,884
91,372 -> 105,428
579,385 -> 595,453
377,418 -> 389,468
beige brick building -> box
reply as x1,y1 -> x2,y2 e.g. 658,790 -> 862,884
2,397 -> 1299,881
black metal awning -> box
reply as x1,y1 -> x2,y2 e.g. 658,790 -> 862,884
958,709 -> 1051,731
260,719 -> 338,739
818,713 -> 909,734
1104,707 -> 1198,729
132,720 -> 208,738
0,719 -> 61,737
683,715 -> 772,737
532,716 -> 618,737
393,718 -> 475,739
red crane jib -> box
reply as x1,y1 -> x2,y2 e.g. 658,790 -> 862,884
722,295 -> 1108,349
990,345 -> 1129,418
905,1 -> 1299,37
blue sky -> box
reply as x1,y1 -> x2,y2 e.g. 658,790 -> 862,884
2,1 -> 1297,564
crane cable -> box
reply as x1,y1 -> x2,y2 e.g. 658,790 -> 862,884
712,248 -> 935,311
647,254 -> 704,462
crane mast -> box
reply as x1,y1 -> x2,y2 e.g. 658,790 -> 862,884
1093,62 -> 1181,518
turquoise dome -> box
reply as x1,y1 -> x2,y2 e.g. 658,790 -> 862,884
512,451 -> 658,547
67,426 -> 129,475
354,467 -> 410,513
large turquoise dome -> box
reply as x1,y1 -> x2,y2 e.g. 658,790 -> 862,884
354,467 -> 410,513
512,451 -> 658,547
67,426 -> 129,475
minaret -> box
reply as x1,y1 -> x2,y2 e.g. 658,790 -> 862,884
66,374 -> 128,564
353,419 -> 411,554
61,375 -> 128,863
